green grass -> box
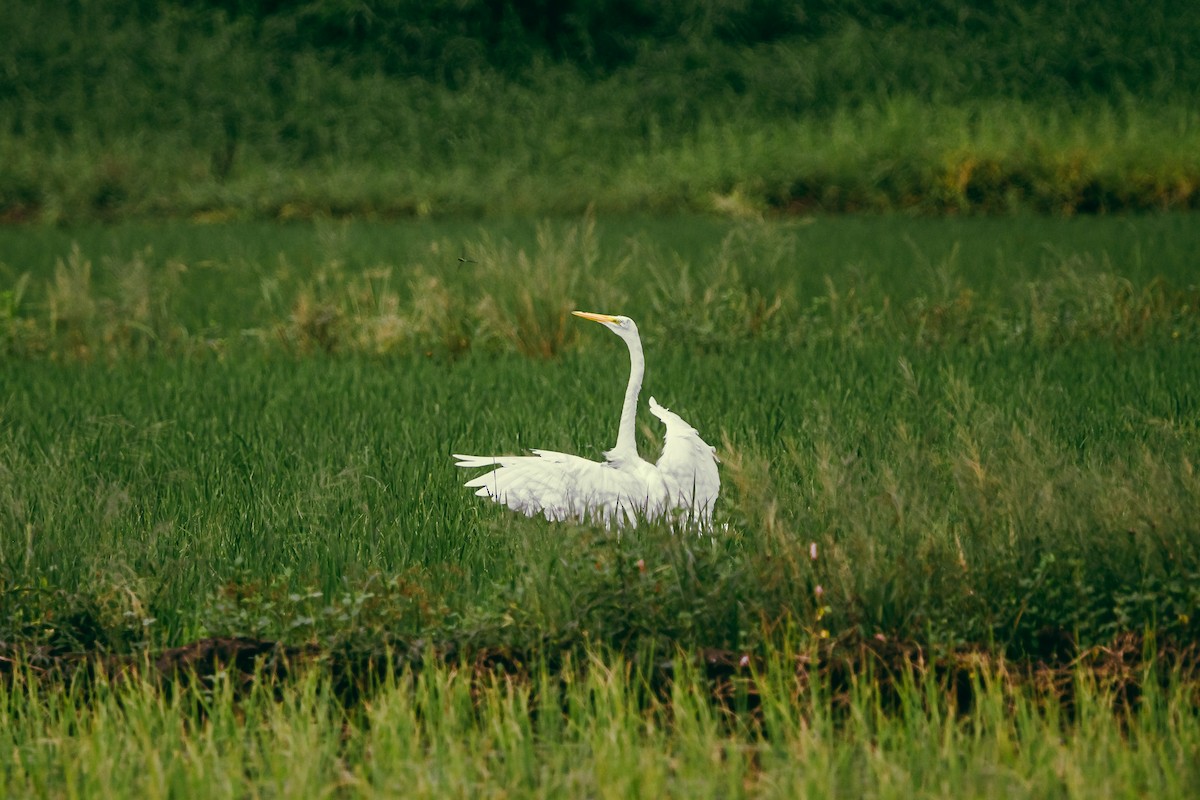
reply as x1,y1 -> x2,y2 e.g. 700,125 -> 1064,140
3,648 -> 1198,798
6,98 -> 1198,222
1,214 -> 1198,796
6,1 -> 1199,789
1,214 -> 1197,657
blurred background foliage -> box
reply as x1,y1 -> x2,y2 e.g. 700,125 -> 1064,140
2,1 -> 1198,220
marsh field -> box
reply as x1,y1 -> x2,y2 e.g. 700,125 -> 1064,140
2,213 -> 1198,796
4,0 -> 1200,796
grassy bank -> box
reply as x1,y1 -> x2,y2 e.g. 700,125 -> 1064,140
3,2 -> 1199,221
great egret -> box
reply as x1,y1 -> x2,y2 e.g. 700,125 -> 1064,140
453,311 -> 720,528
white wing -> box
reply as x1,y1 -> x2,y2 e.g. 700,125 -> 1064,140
453,450 -> 666,528
648,396 -> 721,527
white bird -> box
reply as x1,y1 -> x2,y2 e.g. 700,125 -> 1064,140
453,311 -> 720,529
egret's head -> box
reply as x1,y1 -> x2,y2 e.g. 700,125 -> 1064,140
572,311 -> 639,341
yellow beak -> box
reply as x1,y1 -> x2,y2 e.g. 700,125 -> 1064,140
572,311 -> 619,324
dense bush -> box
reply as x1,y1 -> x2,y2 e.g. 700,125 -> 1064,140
2,1 -> 1199,219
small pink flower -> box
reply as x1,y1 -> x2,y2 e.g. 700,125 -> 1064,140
809,542 -> 818,560
738,654 -> 750,668
814,584 -> 824,597
635,559 -> 646,573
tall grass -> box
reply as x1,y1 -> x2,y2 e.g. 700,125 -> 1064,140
1,647 -> 1197,798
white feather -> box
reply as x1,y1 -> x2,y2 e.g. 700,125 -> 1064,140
648,396 -> 720,527
453,450 -> 669,527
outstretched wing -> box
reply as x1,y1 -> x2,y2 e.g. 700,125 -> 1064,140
648,396 -> 720,527
453,450 -> 660,527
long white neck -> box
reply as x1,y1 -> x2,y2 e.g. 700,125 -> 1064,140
612,332 -> 645,459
